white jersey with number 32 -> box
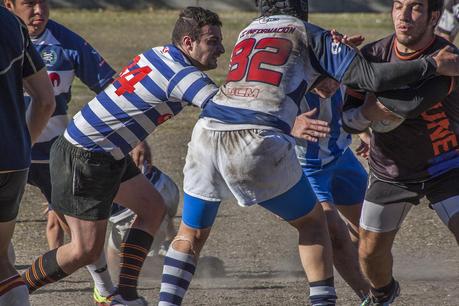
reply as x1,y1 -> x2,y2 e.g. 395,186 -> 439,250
201,15 -> 357,133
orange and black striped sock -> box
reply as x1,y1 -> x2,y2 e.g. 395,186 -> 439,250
0,274 -> 26,297
118,228 -> 153,300
22,248 -> 68,293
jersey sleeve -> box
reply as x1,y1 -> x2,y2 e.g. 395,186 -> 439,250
67,33 -> 115,93
21,22 -> 44,78
167,66 -> 218,108
305,22 -> 357,82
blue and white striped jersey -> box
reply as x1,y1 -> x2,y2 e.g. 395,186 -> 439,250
26,20 -> 115,163
65,45 -> 218,159
201,15 -> 356,133
295,88 -> 352,168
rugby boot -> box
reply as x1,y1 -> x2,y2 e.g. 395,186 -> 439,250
93,287 -> 114,305
361,280 -> 400,306
110,294 -> 148,306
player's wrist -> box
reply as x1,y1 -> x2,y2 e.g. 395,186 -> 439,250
342,106 -> 371,132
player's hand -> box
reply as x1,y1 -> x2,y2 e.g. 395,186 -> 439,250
432,46 -> 459,76
291,108 -> 330,142
130,141 -> 152,172
356,130 -> 371,159
361,93 -> 399,122
331,29 -> 365,48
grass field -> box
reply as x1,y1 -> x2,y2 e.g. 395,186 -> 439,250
53,10 -> 394,114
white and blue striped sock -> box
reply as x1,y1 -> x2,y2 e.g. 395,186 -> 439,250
158,247 -> 196,306
309,277 -> 337,306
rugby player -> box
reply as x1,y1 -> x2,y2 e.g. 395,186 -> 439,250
293,78 -> 370,300
20,7 -> 224,306
92,165 -> 179,305
0,6 -> 55,306
157,1 -> 459,305
436,0 -> 459,42
3,0 -> 116,251
341,0 -> 459,304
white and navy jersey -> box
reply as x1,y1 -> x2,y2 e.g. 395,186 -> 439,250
437,0 -> 459,39
64,45 -> 217,159
26,20 -> 115,163
295,88 -> 352,168
0,7 -> 44,171
201,15 -> 356,133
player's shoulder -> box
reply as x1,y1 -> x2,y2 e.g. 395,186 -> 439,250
360,34 -> 394,61
143,44 -> 194,75
46,19 -> 88,48
432,34 -> 458,52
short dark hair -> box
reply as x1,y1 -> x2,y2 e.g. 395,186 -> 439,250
171,7 -> 222,46
428,0 -> 444,13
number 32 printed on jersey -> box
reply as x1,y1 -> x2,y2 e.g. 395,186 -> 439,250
226,37 -> 293,87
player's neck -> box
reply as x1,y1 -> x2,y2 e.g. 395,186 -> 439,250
395,33 -> 435,54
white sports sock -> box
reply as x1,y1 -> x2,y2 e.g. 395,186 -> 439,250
86,250 -> 115,297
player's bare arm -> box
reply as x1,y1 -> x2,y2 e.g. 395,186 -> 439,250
23,68 -> 56,145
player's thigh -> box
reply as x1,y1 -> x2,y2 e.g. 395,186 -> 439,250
183,120 -> 229,204
64,214 -> 108,254
361,174 -> 417,233
302,162 -> 334,205
182,193 -> 221,230
431,195 -> 459,235
259,174 -> 317,222
0,170 -> 28,223
331,149 -> 368,207
115,172 -> 165,218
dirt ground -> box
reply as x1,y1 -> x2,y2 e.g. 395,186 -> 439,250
13,108 -> 459,306
10,10 -> 459,306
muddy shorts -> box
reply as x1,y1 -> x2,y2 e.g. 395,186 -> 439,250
50,136 -> 140,221
183,119 -> 303,206
360,169 -> 459,232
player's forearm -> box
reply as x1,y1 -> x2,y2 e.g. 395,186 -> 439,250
24,68 -> 56,144
375,76 -> 454,119
341,55 -> 437,92
341,106 -> 371,134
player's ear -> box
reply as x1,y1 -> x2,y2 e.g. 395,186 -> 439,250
430,10 -> 441,27
4,0 -> 15,10
181,35 -> 194,52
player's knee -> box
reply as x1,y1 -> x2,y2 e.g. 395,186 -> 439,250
358,234 -> 388,261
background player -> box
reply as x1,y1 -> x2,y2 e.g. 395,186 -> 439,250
158,1 -> 459,305
21,7 -> 224,306
0,6 -> 55,305
293,77 -> 370,300
4,0 -> 116,251
436,0 -> 459,42
341,0 -> 459,304
92,164 -> 180,305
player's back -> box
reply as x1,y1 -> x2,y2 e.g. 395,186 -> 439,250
0,8 -> 35,170
201,15 -> 356,133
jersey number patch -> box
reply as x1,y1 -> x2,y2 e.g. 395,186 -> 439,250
115,56 -> 152,96
226,37 -> 293,86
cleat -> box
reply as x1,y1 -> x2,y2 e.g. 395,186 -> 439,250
361,281 -> 400,306
110,294 -> 148,306
94,287 -> 113,305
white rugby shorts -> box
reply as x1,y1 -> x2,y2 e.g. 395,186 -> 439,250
183,119 -> 303,206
